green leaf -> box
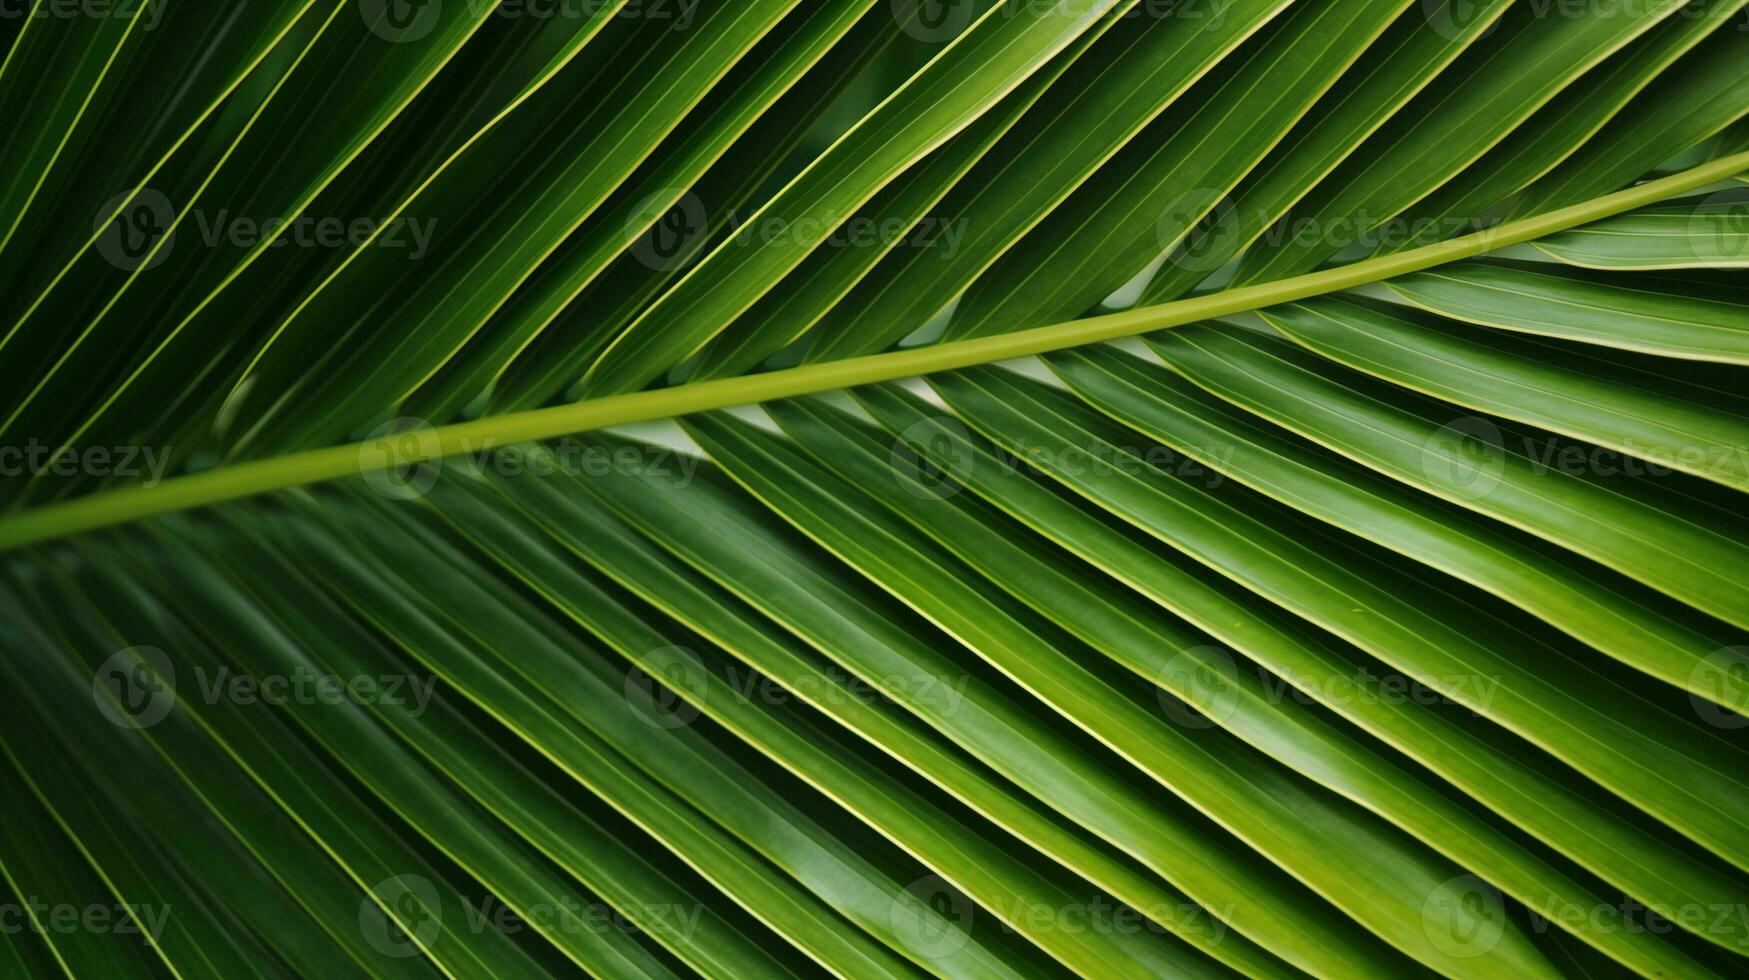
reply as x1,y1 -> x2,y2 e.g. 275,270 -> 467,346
928,364 -> 1749,877
1530,196 -> 1749,269
943,0 -> 1413,340
579,0 -> 1126,395
9,10 -> 1749,976
1263,294 -> 1749,491
1385,257 -> 1749,361
1371,0 -> 1748,256
1233,0 -> 1693,283
799,0 -> 1300,361
862,373 -> 1749,967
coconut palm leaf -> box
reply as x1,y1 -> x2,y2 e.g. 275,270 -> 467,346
3,1 -> 1748,977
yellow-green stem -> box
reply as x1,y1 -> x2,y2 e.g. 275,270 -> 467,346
4,150 -> 1746,551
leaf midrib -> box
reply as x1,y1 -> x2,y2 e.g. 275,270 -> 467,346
3,149 -> 1745,551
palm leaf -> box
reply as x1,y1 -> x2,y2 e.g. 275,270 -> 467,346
3,1 -> 1748,977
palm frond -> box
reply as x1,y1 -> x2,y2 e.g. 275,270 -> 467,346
3,0 -> 1749,976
